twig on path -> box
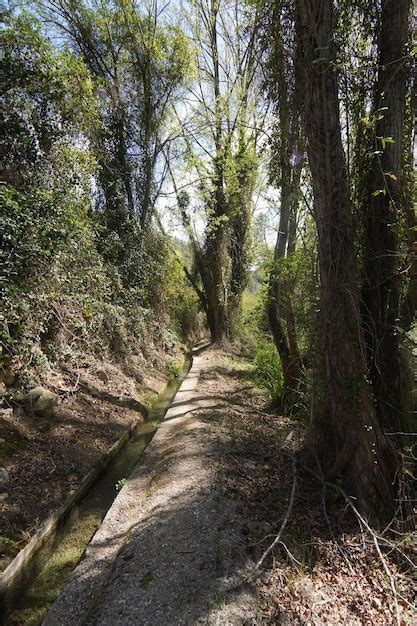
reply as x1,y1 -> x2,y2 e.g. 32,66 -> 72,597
275,539 -> 302,566
53,371 -> 81,395
226,454 -> 257,483
247,453 -> 297,581
48,457 -> 56,477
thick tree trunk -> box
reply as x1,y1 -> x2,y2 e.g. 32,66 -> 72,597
361,0 -> 412,435
296,0 -> 397,523
228,107 -> 256,334
201,0 -> 231,343
204,219 -> 230,342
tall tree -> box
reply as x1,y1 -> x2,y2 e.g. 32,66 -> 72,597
265,0 -> 304,406
37,0 -> 191,276
172,0 -> 264,341
361,0 -> 412,435
295,0 -> 398,522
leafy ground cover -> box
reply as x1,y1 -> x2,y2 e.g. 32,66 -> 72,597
211,353 -> 416,625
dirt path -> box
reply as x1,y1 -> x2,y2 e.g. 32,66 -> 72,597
42,346 -> 416,626
43,346 -> 262,625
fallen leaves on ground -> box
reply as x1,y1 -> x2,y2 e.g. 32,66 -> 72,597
202,351 -> 416,625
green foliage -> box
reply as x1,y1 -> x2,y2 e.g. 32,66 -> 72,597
235,287 -> 270,354
0,8 -> 200,388
1,182 -> 106,375
1,14 -> 97,187
163,244 -> 201,341
115,478 -> 127,492
238,221 -> 319,364
253,341 -> 283,406
167,361 -> 182,378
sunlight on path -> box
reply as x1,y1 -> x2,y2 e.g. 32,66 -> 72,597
43,347 -> 256,626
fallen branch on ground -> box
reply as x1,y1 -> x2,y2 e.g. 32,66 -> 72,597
300,462 -> 412,626
247,453 -> 297,580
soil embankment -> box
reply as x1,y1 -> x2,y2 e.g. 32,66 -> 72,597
0,350 -> 180,574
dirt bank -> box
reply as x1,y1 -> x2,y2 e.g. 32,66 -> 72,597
0,350 -> 181,573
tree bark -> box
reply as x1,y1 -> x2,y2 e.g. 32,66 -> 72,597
400,81 -> 416,332
201,0 -> 232,343
296,0 -> 397,523
268,178 -> 303,407
267,8 -> 303,407
361,0 -> 412,435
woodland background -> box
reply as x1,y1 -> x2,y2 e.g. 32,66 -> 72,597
1,0 -> 416,542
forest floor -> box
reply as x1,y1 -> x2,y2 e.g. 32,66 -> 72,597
43,346 -> 415,625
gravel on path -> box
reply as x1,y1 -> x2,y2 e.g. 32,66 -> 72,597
43,347 -> 258,626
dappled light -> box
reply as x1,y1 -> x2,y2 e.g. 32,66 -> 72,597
1,0 -> 415,624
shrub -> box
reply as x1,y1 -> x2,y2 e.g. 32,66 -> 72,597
253,341 -> 283,406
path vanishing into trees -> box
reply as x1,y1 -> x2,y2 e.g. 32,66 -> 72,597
3,1 -> 415,623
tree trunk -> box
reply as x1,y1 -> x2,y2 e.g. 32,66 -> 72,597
204,219 -> 230,342
200,0 -> 232,343
268,177 -> 303,407
267,12 -> 303,407
361,0 -> 412,435
296,0 -> 397,523
400,80 -> 416,331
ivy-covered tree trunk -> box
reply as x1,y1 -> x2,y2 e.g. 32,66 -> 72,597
361,0 -> 412,435
229,124 -> 257,336
203,231 -> 230,342
296,0 -> 398,523
267,8 -> 303,408
268,175 -> 303,407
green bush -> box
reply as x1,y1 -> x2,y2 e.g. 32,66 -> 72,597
163,244 -> 202,342
167,361 -> 182,378
253,341 -> 283,406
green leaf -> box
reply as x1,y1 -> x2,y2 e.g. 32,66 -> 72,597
141,572 -> 154,589
379,136 -> 396,149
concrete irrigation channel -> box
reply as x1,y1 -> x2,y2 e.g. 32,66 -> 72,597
0,347 -> 206,626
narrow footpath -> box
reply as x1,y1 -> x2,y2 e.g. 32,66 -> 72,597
42,346 -> 415,626
43,346 -> 267,625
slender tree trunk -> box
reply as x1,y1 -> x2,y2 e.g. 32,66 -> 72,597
361,0 -> 412,435
267,14 -> 303,405
139,66 -> 154,230
401,195 -> 417,331
296,0 -> 397,523
268,176 -> 303,406
284,206 -> 303,389
400,79 -> 416,331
